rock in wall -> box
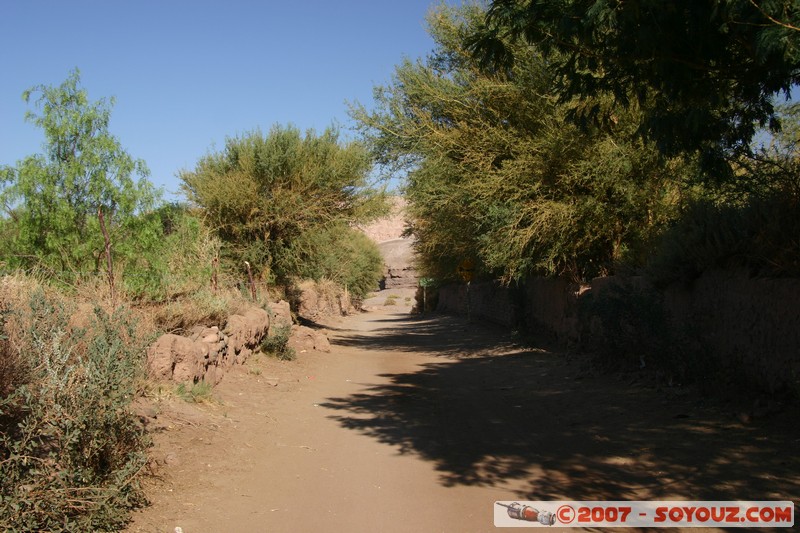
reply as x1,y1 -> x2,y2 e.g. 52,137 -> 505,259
296,279 -> 355,319
147,304 -> 273,385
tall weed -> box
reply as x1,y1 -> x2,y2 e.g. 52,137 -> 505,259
0,290 -> 150,532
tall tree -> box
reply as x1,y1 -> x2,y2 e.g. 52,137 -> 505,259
0,69 -> 158,278
179,125 -> 387,284
354,3 -> 689,282
468,0 -> 800,170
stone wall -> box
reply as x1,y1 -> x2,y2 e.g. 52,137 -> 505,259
436,271 -> 800,393
147,305 -> 272,385
663,271 -> 800,393
436,280 -> 519,327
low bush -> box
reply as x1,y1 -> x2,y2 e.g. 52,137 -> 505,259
175,381 -> 216,404
260,325 -> 295,361
289,224 -> 384,300
0,287 -> 151,532
646,193 -> 800,286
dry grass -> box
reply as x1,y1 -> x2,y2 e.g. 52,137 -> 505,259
0,273 -> 152,530
1,274 -> 65,396
147,286 -> 261,334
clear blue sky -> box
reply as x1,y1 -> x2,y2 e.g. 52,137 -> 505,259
0,0 -> 442,198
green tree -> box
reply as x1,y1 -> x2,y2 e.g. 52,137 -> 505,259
736,102 -> 800,196
469,0 -> 800,170
179,125 -> 387,285
0,69 -> 158,280
354,3 -> 689,282
290,223 -> 384,299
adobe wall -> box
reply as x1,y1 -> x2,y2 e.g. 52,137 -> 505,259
436,280 -> 519,328
436,271 -> 800,393
663,271 -> 800,393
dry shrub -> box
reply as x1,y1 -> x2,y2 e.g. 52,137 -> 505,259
0,274 -> 58,397
150,286 -> 255,334
0,315 -> 24,398
295,278 -> 353,318
0,274 -> 151,531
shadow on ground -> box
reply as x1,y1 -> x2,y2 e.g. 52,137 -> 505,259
322,312 -> 800,504
331,312 -> 522,358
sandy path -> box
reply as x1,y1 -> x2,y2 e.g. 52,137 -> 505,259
128,308 -> 799,533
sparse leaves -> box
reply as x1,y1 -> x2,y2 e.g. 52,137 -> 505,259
0,69 -> 159,282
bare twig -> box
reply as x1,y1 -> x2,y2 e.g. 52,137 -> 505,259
749,1 -> 800,32
97,206 -> 115,305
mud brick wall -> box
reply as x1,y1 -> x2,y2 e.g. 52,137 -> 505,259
663,270 -> 800,393
435,280 -> 519,328
521,277 -> 582,345
436,270 -> 800,392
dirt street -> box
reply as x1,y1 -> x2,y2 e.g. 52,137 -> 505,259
128,307 -> 799,533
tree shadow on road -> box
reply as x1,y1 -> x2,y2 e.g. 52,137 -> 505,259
322,313 -> 800,504
331,312 -> 522,358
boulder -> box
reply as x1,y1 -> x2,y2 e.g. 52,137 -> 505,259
225,306 -> 270,355
289,325 -> 331,353
269,300 -> 292,336
147,333 -> 207,383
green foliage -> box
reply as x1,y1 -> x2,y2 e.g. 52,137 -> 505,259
0,291 -> 150,532
470,0 -> 800,169
179,125 -> 387,285
288,224 -> 383,299
120,204 -> 222,302
646,193 -> 800,286
735,102 -> 800,198
354,3 -> 687,282
0,69 -> 160,283
644,99 -> 800,286
259,325 -> 295,361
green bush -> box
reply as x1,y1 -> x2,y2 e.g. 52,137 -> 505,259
291,225 -> 384,299
646,193 -> 800,286
353,4 -> 687,284
0,291 -> 150,532
179,125 -> 387,286
260,325 -> 295,361
121,204 -> 221,302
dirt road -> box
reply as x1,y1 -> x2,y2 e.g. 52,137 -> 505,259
128,307 -> 799,533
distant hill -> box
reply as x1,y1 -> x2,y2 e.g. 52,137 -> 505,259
357,196 -> 418,289
358,197 -> 408,243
